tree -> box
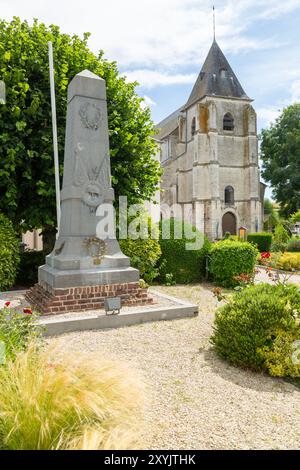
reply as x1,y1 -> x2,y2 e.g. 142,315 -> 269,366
0,18 -> 161,236
263,199 -> 279,232
260,104 -> 300,218
264,198 -> 274,215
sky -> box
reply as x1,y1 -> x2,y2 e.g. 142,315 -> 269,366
2,0 -> 300,199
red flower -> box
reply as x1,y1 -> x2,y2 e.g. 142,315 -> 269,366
261,252 -> 271,259
4,301 -> 11,307
23,308 -> 32,315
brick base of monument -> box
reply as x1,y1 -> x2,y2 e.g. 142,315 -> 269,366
25,282 -> 153,315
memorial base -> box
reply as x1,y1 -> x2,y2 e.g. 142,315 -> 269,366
25,281 -> 153,315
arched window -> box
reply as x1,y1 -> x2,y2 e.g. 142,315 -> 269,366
220,68 -> 227,78
225,186 -> 234,205
191,117 -> 196,136
223,113 -> 234,131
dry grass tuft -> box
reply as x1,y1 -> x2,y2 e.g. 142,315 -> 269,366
0,342 -> 144,450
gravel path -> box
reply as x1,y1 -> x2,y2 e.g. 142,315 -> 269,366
49,284 -> 300,450
255,266 -> 300,285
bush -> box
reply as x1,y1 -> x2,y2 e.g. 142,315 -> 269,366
119,214 -> 161,283
158,218 -> 211,284
0,305 -> 41,362
16,250 -> 46,286
247,232 -> 273,252
260,330 -> 300,378
211,283 -> 300,375
209,240 -> 258,288
0,213 -> 20,290
287,238 -> 300,252
0,343 -> 143,450
271,224 -> 290,252
276,252 -> 300,271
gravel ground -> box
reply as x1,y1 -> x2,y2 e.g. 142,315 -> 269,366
49,284 -> 300,450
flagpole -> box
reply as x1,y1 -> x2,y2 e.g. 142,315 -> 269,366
48,41 -> 61,236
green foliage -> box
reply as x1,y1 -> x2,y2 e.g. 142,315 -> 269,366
264,198 -> 274,215
158,218 -> 211,284
165,273 -> 176,286
119,214 -> 161,283
271,224 -> 290,252
290,210 -> 300,224
16,250 -> 46,286
247,232 -> 273,252
211,283 -> 300,375
0,307 -> 41,362
260,104 -> 300,217
275,252 -> 300,271
287,238 -> 300,252
260,330 -> 300,378
209,240 -> 258,288
0,18 -> 161,232
0,213 -> 20,290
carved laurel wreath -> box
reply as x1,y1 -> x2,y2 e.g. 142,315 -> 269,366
83,237 -> 107,263
79,102 -> 102,131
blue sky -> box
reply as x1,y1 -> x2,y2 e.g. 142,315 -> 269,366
2,0 -> 300,199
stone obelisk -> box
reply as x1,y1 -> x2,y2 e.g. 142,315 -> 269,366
27,70 -> 151,314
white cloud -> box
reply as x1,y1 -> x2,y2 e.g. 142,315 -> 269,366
290,80 -> 300,103
123,70 -> 197,89
257,106 -> 281,126
141,95 -> 157,109
2,0 -> 300,69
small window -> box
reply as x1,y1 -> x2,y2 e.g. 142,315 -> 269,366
191,117 -> 196,136
225,186 -> 234,205
223,113 -> 234,131
220,68 -> 227,78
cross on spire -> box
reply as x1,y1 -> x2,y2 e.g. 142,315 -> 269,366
213,6 -> 216,40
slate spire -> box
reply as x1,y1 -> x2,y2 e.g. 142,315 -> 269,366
185,40 -> 250,108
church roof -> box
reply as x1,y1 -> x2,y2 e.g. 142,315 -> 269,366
155,106 -> 183,139
184,40 -> 250,108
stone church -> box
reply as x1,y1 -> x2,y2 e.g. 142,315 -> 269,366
155,39 -> 265,240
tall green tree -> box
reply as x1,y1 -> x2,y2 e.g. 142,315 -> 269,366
260,104 -> 300,217
0,18 -> 160,234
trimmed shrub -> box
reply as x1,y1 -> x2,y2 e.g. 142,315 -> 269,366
211,283 -> 300,375
158,218 -> 211,284
247,232 -> 273,252
260,330 -> 300,378
271,224 -> 290,252
287,238 -> 300,252
119,214 -> 161,283
209,240 -> 258,288
0,213 -> 20,290
276,252 -> 300,271
16,250 -> 46,286
0,344 -> 143,450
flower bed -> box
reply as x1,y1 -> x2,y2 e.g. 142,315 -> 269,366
258,252 -> 300,272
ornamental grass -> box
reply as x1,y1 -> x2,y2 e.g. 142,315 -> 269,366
0,343 -> 143,450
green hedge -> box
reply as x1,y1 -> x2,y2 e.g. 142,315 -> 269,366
119,213 -> 161,283
16,250 -> 46,286
209,240 -> 258,287
158,218 -> 211,284
247,232 -> 273,252
0,213 -> 20,290
211,283 -> 300,377
286,238 -> 300,252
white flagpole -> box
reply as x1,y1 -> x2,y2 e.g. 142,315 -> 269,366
48,41 -> 61,236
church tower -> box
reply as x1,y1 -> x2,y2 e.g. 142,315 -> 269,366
156,39 -> 264,240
